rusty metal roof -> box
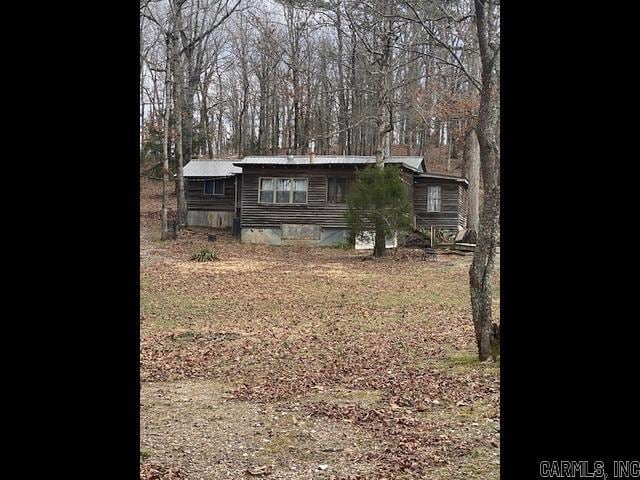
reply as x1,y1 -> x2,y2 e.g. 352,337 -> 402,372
183,160 -> 242,178
416,172 -> 469,185
235,156 -> 425,172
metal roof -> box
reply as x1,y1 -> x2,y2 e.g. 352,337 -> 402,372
235,156 -> 425,172
416,172 -> 469,185
183,160 -> 242,178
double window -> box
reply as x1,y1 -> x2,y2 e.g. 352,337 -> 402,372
204,178 -> 224,195
259,178 -> 308,204
327,178 -> 353,204
427,185 -> 441,212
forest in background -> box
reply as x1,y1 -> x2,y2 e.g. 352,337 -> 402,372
140,0 -> 489,173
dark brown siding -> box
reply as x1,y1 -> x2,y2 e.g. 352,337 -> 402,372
240,164 -> 421,229
414,178 -> 464,233
400,169 -> 414,204
186,176 -> 237,211
240,166 -> 355,228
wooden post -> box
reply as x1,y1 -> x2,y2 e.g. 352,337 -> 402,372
431,225 -> 434,248
234,175 -> 238,214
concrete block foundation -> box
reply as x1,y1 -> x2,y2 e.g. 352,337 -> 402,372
241,226 -> 349,247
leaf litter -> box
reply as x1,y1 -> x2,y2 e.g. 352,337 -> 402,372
140,178 -> 499,479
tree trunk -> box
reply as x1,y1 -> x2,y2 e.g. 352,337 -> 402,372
374,220 -> 386,257
469,0 -> 500,361
141,101 -> 145,163
161,36 -> 172,241
216,72 -> 224,156
469,181 -> 499,359
238,80 -> 249,157
464,128 -> 481,234
371,0 -> 394,258
183,76 -> 195,162
200,80 -> 214,158
335,4 -> 347,155
172,15 -> 187,228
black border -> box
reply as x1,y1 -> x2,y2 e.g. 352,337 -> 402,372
502,2 -> 639,478
26,2 -> 637,478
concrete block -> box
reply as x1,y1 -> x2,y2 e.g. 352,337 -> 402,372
319,228 -> 348,246
241,228 -> 282,245
281,224 -> 321,240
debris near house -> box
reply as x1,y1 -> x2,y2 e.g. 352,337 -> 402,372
440,248 -> 472,256
454,228 -> 477,244
422,247 -> 438,261
402,230 -> 430,248
450,229 -> 476,252
453,243 -> 476,252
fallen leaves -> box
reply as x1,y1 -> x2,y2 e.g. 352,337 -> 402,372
140,178 -> 500,479
245,465 -> 273,476
140,462 -> 186,480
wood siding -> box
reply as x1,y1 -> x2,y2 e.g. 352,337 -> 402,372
414,178 -> 466,233
400,169 -> 414,205
240,166 -> 354,228
240,164 -> 415,229
186,176 -> 237,211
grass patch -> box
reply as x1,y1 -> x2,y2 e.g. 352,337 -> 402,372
351,283 -> 470,309
140,448 -> 155,460
190,246 -> 218,262
140,291 -> 230,329
420,348 -> 500,374
258,431 -> 296,460
429,451 -> 499,480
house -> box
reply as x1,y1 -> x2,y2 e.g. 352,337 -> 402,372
184,155 -> 468,246
413,172 -> 469,234
183,160 -> 242,228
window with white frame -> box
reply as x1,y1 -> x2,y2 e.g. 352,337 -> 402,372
327,177 -> 354,204
427,185 -> 441,212
204,178 -> 224,195
259,177 -> 308,204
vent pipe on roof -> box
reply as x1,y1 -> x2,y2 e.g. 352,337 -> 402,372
309,139 -> 315,164
286,149 -> 294,162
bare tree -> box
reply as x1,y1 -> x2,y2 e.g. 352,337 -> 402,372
463,127 -> 480,237
469,0 -> 500,361
161,34 -> 173,240
170,0 -> 188,227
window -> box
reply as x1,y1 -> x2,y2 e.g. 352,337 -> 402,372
259,178 -> 274,203
259,177 -> 307,204
275,178 -> 292,203
327,178 -> 353,204
292,179 -> 307,203
204,178 -> 224,195
427,185 -> 441,212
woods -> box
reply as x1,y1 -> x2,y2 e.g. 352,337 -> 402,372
140,0 -> 486,167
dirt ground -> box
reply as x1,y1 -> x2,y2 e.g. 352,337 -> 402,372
140,177 -> 500,479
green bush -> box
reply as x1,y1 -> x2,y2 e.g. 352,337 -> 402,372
333,238 -> 354,249
190,246 -> 218,262
345,165 -> 413,251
